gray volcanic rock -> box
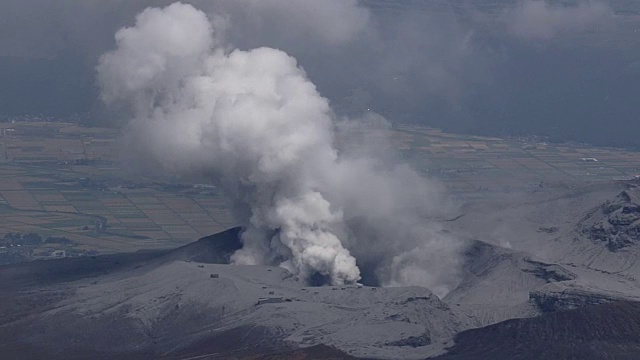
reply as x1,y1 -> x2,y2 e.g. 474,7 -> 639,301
530,284 -> 628,312
0,228 -> 472,360
433,300 -> 640,360
6,183 -> 640,359
581,189 -> 640,251
437,181 -> 640,346
443,239 -> 592,327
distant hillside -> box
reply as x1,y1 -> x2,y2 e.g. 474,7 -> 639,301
0,227 -> 242,292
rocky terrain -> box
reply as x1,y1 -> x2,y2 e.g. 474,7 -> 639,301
433,301 -> 640,360
3,182 -> 640,359
581,189 -> 640,251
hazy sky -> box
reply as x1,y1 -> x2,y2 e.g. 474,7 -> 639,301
1,0 -> 639,146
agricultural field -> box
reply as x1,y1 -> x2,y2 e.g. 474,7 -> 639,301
2,120 -> 640,263
0,121 -> 234,263
390,125 -> 640,197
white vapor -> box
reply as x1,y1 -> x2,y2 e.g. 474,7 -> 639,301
98,2 -> 462,293
505,0 -> 614,40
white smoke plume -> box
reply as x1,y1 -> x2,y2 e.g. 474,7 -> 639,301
98,2 -> 462,294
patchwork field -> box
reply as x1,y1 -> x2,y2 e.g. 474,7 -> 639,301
1,120 -> 640,260
0,122 -> 234,260
391,125 -> 640,196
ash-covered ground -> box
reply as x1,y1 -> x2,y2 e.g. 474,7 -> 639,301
3,180 -> 640,359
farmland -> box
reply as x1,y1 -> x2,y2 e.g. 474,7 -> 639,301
2,120 -> 640,262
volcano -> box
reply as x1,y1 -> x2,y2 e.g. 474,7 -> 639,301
4,183 -> 640,359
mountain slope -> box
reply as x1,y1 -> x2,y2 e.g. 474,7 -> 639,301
4,183 -> 640,359
434,300 -> 640,360
0,227 -> 471,360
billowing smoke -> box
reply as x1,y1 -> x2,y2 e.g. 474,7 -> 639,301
97,2 -> 462,294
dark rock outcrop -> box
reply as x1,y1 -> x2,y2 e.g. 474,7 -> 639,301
385,333 -> 431,348
529,287 -> 621,312
434,301 -> 640,360
580,190 -> 640,251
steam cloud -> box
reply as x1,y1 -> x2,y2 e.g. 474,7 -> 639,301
97,2 -> 462,294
